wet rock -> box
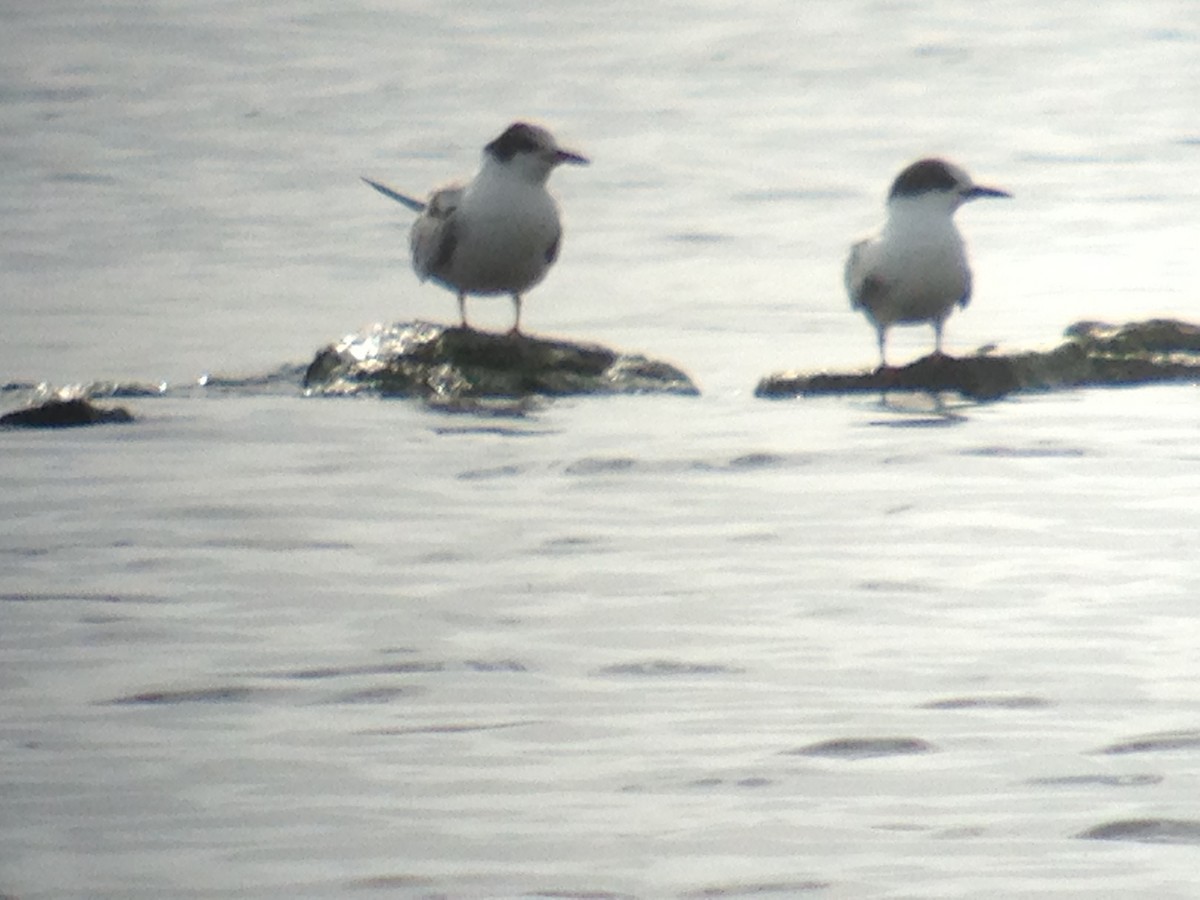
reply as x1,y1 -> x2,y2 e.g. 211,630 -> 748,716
756,318 -> 1200,401
0,397 -> 134,428
303,321 -> 699,403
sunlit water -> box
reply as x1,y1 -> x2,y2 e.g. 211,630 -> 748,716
2,1 -> 1199,897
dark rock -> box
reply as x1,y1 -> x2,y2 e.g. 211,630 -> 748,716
0,397 -> 135,429
303,321 -> 699,402
756,318 -> 1200,401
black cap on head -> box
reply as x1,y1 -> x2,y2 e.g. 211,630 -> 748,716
485,122 -> 545,162
888,158 -> 963,200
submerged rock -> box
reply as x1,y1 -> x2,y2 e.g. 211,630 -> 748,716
756,318 -> 1200,401
0,397 -> 135,428
303,321 -> 700,402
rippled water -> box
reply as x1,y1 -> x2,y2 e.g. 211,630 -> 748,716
2,1 -> 1200,897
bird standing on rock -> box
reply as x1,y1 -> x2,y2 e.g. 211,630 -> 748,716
844,158 -> 1010,367
363,122 -> 589,335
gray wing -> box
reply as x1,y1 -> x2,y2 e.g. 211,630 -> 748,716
544,223 -> 563,266
410,186 -> 463,281
958,267 -> 973,310
845,238 -> 886,311
361,177 -> 427,213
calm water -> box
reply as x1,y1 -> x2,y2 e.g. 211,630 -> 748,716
2,1 -> 1199,898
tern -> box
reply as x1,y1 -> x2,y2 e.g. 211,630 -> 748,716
844,157 -> 1010,367
363,122 -> 588,334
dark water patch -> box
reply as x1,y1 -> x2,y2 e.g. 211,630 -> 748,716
786,737 -> 935,760
171,503 -> 248,521
858,579 -> 930,593
536,535 -> 611,555
433,424 -> 550,437
46,171 -> 119,186
681,879 -> 830,897
426,395 -> 547,418
728,530 -> 781,544
283,661 -> 445,680
108,685 -> 258,705
202,537 -> 355,553
735,187 -> 854,203
1017,151 -> 1109,165
0,85 -> 95,104
78,611 -> 133,625
1079,818 -> 1200,845
347,873 -> 436,891
868,414 -> 965,429
563,452 -> 810,477
465,659 -> 529,673
1099,729 -> 1200,755
666,231 -> 734,244
921,695 -> 1052,710
564,456 -> 638,476
0,591 -> 162,604
1029,774 -> 1162,788
913,42 -> 971,61
457,463 -> 530,480
321,685 -> 415,705
593,659 -> 743,678
415,549 -> 467,564
689,776 -> 774,790
365,720 -> 536,736
1148,28 -> 1189,42
962,444 -> 1087,459
726,452 -> 787,469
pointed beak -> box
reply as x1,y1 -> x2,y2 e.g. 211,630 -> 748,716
554,148 -> 590,166
964,184 -> 1011,200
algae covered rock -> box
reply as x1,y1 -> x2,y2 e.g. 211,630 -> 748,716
756,318 -> 1200,401
303,321 -> 699,402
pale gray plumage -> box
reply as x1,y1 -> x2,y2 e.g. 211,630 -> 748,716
364,122 -> 588,333
845,157 -> 1010,367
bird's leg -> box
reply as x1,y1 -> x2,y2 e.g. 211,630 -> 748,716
931,319 -> 948,358
508,294 -> 523,336
875,326 -> 889,371
457,293 -> 470,330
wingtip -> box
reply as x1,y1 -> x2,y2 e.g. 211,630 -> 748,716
361,176 -> 426,213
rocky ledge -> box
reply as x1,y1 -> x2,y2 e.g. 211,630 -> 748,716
756,319 -> 1200,402
303,321 -> 700,404
0,397 -> 135,429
